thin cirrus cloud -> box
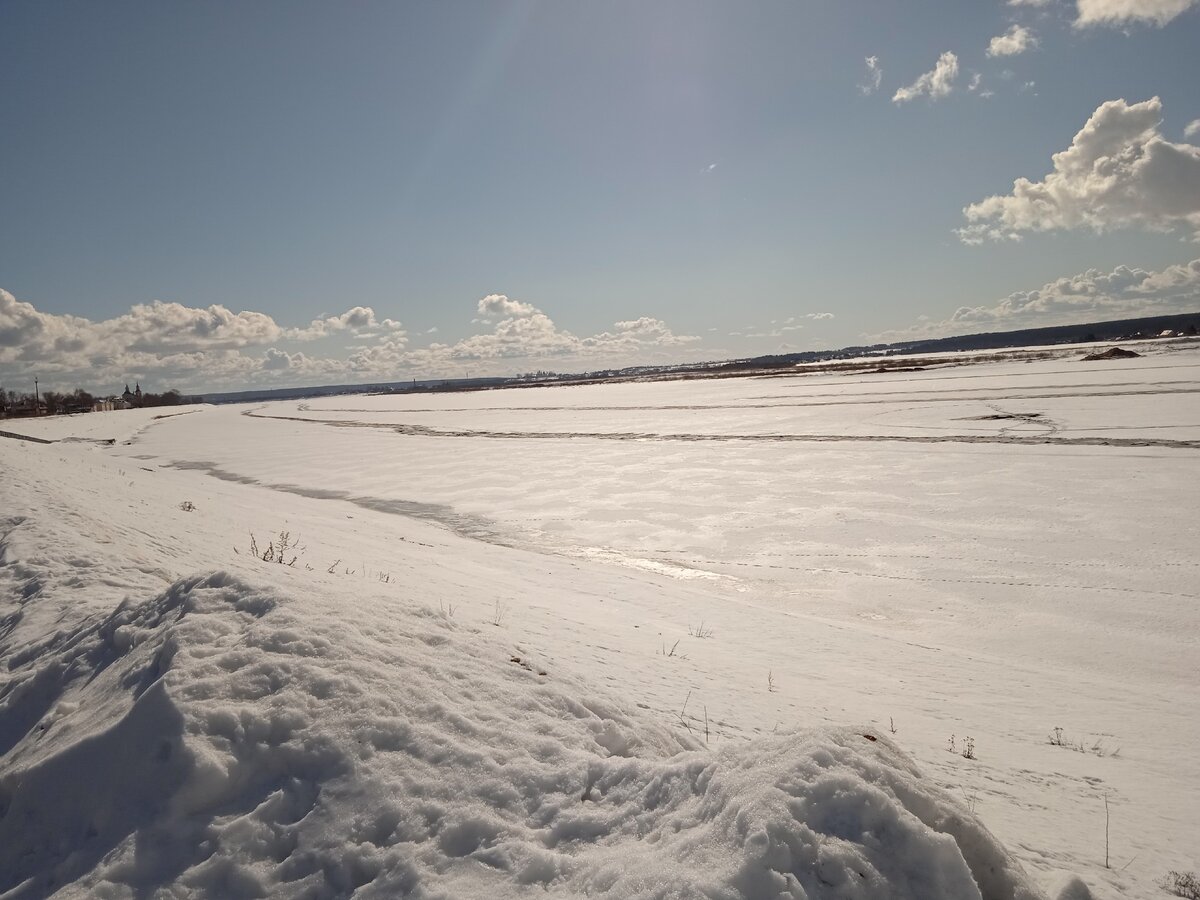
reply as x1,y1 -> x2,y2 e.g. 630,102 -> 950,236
0,290 -> 699,392
987,25 -> 1038,57
859,56 -> 882,96
745,313 -> 835,340
958,97 -> 1200,243
877,257 -> 1200,341
892,52 -> 959,104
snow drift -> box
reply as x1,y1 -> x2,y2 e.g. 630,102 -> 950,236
0,510 -> 1047,900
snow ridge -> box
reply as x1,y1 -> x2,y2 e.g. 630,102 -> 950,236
0,511 -> 1048,899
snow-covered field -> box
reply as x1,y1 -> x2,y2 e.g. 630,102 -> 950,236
1,342 -> 1197,899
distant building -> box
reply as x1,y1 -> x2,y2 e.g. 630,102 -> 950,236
121,383 -> 143,408
7,398 -> 48,418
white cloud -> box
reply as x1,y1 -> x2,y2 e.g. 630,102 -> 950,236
476,294 -> 538,320
0,292 -> 285,376
451,297 -> 698,363
892,52 -> 959,104
988,25 -> 1036,57
959,97 -> 1200,243
0,290 -> 698,392
262,347 -> 313,371
0,289 -> 90,357
110,301 -> 281,353
744,313 -> 834,339
859,56 -> 882,96
877,257 -> 1200,340
1185,119 -> 1200,139
1075,0 -> 1199,26
988,25 -> 1038,57
346,337 -> 411,373
285,306 -> 404,341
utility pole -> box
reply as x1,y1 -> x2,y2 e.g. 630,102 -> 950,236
34,376 -> 39,416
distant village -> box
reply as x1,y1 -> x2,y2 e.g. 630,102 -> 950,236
0,382 -> 190,419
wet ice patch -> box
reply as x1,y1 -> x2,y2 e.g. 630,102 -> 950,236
570,547 -> 737,582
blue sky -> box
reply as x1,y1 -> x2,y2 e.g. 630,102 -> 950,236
2,0 -> 1199,392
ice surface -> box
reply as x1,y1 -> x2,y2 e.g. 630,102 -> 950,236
2,342 -> 1197,897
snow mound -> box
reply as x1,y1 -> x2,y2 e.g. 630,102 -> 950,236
1080,346 -> 1140,360
1052,876 -> 1094,900
1,519 -> 1046,899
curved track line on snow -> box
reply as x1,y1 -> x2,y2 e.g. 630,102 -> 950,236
646,548 -> 1200,570
643,558 -> 1200,601
294,383 -> 1200,416
243,409 -> 1200,451
0,429 -> 55,444
164,460 -> 506,547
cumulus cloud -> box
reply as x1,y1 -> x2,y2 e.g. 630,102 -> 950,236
1185,119 -> 1200,139
449,296 -> 697,363
859,56 -> 882,96
347,338 -> 410,372
988,25 -> 1038,56
1075,0 -> 1199,26
892,52 -> 959,104
111,301 -> 281,353
877,257 -> 1200,340
959,97 -> 1200,243
285,306 -> 404,341
0,291 -> 285,372
262,348 -> 317,371
0,290 -> 699,392
1,289 -> 90,357
476,294 -> 538,320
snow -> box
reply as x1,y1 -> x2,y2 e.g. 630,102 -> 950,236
2,341 -> 1197,898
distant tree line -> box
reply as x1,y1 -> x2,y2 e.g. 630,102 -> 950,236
0,385 -> 187,416
128,389 -> 185,408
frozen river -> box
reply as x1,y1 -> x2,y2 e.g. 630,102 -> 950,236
2,341 -> 1197,897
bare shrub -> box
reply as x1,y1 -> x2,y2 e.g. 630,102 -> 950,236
1161,872 -> 1200,900
248,530 -> 302,566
